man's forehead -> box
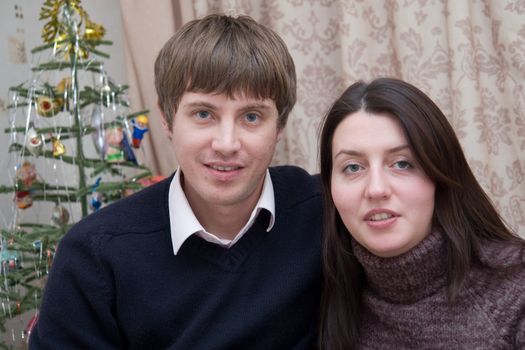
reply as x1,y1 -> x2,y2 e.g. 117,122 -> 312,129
180,90 -> 275,106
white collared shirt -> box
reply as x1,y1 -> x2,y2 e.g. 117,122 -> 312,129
168,168 -> 275,255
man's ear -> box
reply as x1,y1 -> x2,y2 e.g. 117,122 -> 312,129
157,100 -> 172,135
277,127 -> 285,142
160,113 -> 170,133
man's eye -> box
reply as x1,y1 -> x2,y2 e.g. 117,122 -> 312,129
245,113 -> 259,123
196,111 -> 210,119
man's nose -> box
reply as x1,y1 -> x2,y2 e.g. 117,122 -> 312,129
211,121 -> 241,155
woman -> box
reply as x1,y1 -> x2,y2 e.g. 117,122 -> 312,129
319,78 -> 525,349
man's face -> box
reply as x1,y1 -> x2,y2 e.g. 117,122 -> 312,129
166,91 -> 282,213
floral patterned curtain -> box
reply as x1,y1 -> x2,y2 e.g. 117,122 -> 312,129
191,0 -> 525,236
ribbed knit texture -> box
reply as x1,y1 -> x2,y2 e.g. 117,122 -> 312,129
352,231 -> 525,349
30,166 -> 323,350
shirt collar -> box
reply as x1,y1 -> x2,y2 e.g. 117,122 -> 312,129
168,168 -> 275,255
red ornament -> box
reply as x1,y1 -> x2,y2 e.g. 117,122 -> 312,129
25,314 -> 39,342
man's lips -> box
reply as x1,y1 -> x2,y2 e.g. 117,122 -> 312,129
205,163 -> 243,172
204,163 -> 245,182
207,165 -> 241,171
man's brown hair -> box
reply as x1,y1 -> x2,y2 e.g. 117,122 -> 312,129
154,14 -> 296,129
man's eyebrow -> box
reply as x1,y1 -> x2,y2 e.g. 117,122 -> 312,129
181,101 -> 217,110
181,101 -> 274,112
239,103 -> 273,111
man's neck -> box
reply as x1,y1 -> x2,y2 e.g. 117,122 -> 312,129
192,201 -> 256,241
181,174 -> 264,241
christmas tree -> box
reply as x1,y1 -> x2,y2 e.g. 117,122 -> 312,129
0,1 -> 154,346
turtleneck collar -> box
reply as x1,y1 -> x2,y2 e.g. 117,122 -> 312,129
352,231 -> 447,304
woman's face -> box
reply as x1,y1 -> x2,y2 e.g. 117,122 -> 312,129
330,110 -> 436,257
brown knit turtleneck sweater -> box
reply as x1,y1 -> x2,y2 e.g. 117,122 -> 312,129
352,231 -> 525,349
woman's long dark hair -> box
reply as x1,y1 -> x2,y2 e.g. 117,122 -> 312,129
318,78 -> 523,350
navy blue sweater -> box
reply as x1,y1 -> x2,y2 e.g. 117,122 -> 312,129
30,166 -> 323,349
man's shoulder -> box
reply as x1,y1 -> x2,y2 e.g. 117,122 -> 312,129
269,165 -> 322,208
68,174 -> 173,239
269,165 -> 317,182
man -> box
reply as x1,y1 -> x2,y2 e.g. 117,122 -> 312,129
30,14 -> 322,349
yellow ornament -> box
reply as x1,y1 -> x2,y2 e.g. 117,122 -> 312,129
51,32 -> 68,51
37,96 -> 61,117
40,0 -> 85,43
51,137 -> 66,157
84,19 -> 105,41
55,77 -> 72,110
40,0 -> 62,42
56,77 -> 72,94
40,0 -> 105,60
53,33 -> 88,60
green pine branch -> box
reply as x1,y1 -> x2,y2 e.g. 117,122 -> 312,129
31,39 -> 112,55
4,110 -> 149,137
31,61 -> 106,73
0,0 -> 153,342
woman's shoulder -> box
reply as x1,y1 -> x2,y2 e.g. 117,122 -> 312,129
467,239 -> 525,347
475,238 -> 525,269
469,238 -> 525,300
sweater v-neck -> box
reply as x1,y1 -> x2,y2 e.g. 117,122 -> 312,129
178,210 -> 271,272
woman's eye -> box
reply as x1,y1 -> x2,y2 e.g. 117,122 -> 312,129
344,163 -> 362,173
196,110 -> 210,119
393,160 -> 411,169
245,113 -> 259,123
